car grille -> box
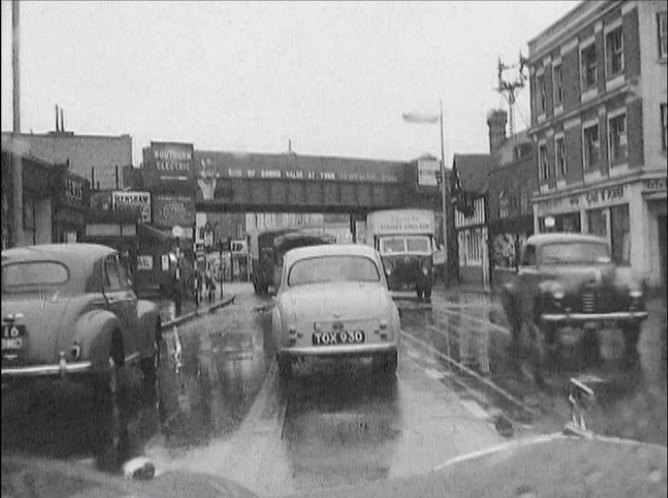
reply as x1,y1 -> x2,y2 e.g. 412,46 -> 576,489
581,290 -> 596,313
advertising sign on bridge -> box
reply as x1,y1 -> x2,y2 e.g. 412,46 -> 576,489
152,194 -> 195,228
143,142 -> 195,191
111,191 -> 151,223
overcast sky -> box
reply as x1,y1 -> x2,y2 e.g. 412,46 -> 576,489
1,1 -> 577,166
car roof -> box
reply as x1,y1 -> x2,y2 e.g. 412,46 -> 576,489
526,233 -> 609,246
2,243 -> 116,268
283,243 -> 379,266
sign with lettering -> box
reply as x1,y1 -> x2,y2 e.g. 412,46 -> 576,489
152,194 -> 195,228
643,178 -> 666,192
137,255 -> 153,270
584,185 -> 625,205
417,158 -> 440,187
196,153 -> 402,184
143,142 -> 195,190
59,172 -> 90,210
111,191 -> 151,223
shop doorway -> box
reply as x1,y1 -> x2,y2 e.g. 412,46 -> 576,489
659,214 -> 667,285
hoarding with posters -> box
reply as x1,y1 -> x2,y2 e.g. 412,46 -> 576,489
152,194 -> 195,228
142,142 -> 195,191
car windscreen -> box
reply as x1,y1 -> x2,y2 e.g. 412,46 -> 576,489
406,236 -> 431,253
380,238 -> 406,254
288,255 -> 380,286
1,261 -> 70,294
540,242 -> 611,265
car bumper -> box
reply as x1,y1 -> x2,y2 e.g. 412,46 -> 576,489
540,311 -> 648,324
280,343 -> 397,357
1,360 -> 93,380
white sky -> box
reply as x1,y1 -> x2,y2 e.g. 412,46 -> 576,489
1,1 -> 578,166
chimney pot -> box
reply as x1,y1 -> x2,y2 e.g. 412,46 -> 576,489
487,109 -> 507,154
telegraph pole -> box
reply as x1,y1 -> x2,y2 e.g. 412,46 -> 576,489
496,53 -> 528,137
12,0 -> 24,247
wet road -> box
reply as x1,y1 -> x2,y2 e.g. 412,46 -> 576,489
1,283 -> 666,496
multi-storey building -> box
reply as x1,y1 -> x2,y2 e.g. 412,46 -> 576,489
527,0 -> 667,288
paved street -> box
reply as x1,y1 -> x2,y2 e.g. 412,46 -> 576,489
1,282 -> 666,497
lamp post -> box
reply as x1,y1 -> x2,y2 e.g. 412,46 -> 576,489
402,100 -> 449,285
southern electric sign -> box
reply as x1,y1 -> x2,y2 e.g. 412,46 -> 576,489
142,142 -> 195,191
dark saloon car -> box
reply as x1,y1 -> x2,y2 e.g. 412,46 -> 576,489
1,244 -> 161,401
500,233 -> 648,360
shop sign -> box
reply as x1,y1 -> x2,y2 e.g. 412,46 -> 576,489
137,255 -> 153,270
643,178 -> 666,192
111,191 -> 152,223
584,185 -> 625,206
152,194 -> 195,228
161,255 -> 170,271
59,173 -> 90,210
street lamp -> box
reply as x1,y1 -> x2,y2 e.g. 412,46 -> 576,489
402,100 -> 449,284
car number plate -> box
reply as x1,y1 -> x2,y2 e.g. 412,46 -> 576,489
313,330 -> 365,346
1,324 -> 26,351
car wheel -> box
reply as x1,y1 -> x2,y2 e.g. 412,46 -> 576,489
141,339 -> 160,385
94,355 -> 119,408
374,350 -> 398,376
277,354 -> 293,379
622,324 -> 641,359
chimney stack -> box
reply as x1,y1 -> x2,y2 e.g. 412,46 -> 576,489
55,104 -> 59,132
60,108 -> 64,132
486,109 -> 507,154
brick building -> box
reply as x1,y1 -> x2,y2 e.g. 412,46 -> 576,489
527,0 -> 667,288
0,130 -> 132,192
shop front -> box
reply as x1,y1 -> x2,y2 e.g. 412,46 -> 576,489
533,174 -> 667,289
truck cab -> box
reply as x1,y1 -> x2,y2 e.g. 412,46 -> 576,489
366,209 -> 436,302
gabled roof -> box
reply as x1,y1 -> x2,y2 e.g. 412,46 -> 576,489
492,130 -> 533,167
452,154 -> 493,195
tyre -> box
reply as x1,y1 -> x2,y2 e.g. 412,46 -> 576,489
277,354 -> 293,379
373,350 -> 398,376
93,355 -> 119,408
140,337 -> 160,385
622,324 -> 641,358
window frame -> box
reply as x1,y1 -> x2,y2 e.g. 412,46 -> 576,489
658,12 -> 667,60
580,43 -> 598,91
582,122 -> 600,171
605,26 -> 624,78
555,134 -> 566,178
661,103 -> 667,151
607,111 -> 628,164
536,72 -> 547,114
552,63 -> 563,107
538,142 -> 549,181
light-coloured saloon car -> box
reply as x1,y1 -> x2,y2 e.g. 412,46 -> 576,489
272,244 -> 400,378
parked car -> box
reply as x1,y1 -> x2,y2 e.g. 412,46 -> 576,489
500,233 -> 648,362
271,244 -> 400,378
1,244 -> 161,402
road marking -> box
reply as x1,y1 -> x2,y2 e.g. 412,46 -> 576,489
460,399 -> 489,419
401,330 -> 536,416
424,368 -> 446,380
434,308 -> 511,335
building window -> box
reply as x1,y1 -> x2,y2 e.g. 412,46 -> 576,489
499,192 -> 509,219
608,113 -> 627,163
610,204 -> 630,264
580,44 -> 597,90
583,123 -> 600,170
555,136 -> 566,177
661,103 -> 667,151
538,143 -> 549,181
587,208 -> 607,238
659,12 -> 667,59
605,27 -> 624,77
537,74 -> 546,113
553,64 -> 563,106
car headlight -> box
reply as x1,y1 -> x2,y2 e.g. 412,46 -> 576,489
422,266 -> 429,276
629,288 -> 643,299
551,284 -> 565,300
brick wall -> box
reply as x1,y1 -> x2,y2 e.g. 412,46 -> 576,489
562,48 -> 580,113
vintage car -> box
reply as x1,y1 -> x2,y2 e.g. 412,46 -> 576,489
500,233 -> 648,360
1,244 -> 161,402
271,244 -> 400,378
